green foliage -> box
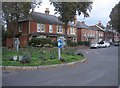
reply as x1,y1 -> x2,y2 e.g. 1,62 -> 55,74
52,41 -> 58,47
109,1 -> 120,33
78,41 -> 84,45
20,52 -> 31,64
28,38 -> 52,47
84,41 -> 90,46
2,47 -> 84,66
78,41 -> 90,46
67,40 -> 78,47
51,2 -> 93,41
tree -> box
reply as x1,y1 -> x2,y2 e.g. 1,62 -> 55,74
51,2 -> 93,43
109,1 -> 120,33
2,1 -> 41,38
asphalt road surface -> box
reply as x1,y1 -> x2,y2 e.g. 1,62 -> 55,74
2,46 -> 118,86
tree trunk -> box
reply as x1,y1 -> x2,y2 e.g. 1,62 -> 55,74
64,23 -> 68,45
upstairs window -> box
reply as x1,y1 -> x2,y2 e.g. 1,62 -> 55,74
57,25 -> 62,33
70,27 -> 76,34
37,23 -> 45,32
49,25 -> 53,33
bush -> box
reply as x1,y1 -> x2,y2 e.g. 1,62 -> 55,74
84,41 -> 90,46
78,41 -> 90,46
28,38 -> 52,47
78,41 -> 84,45
52,41 -> 58,47
67,40 -> 78,47
20,52 -> 31,64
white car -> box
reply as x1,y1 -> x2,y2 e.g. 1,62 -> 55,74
90,43 -> 98,49
97,41 -> 110,48
104,42 -> 110,47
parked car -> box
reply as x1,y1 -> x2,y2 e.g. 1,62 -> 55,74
104,42 -> 110,47
114,41 -> 120,46
97,41 -> 107,48
90,43 -> 98,49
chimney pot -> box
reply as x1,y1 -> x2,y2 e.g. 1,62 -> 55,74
45,8 -> 49,15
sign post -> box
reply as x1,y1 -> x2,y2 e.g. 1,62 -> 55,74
14,38 -> 20,51
58,39 -> 62,60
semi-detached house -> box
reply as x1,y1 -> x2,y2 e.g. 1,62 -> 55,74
6,8 -> 77,48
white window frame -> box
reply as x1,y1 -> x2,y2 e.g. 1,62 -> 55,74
41,24 -> 45,32
37,23 -> 45,32
37,23 -> 41,32
49,25 -> 53,33
70,27 -> 75,34
57,25 -> 62,33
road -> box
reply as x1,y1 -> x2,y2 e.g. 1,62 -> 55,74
2,46 -> 118,86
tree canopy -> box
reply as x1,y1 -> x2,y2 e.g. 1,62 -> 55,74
2,1 -> 41,37
109,1 -> 120,33
51,2 -> 93,41
2,1 -> 41,23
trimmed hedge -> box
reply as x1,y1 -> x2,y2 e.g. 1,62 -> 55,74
28,38 -> 52,47
78,41 -> 90,46
67,40 -> 78,47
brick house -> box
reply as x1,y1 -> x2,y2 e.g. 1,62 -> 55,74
6,8 -> 77,48
75,21 -> 96,43
90,25 -> 105,42
104,23 -> 114,43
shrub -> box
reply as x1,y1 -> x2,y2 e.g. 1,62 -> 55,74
84,41 -> 90,46
76,52 -> 84,57
78,41 -> 84,45
67,40 -> 78,47
28,38 -> 52,47
20,52 -> 31,64
52,41 -> 58,47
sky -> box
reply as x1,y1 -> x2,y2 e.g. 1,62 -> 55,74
34,0 -> 119,27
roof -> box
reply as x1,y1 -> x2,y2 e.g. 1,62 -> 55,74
76,21 -> 91,29
90,25 -> 104,31
31,12 -> 62,25
104,28 -> 113,32
18,12 -> 62,25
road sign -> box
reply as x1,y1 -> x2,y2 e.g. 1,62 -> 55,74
57,39 -> 63,60
58,39 -> 63,48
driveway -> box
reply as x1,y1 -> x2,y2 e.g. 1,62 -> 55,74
2,46 -> 118,86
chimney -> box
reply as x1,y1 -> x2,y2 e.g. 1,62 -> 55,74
45,8 -> 49,15
74,15 -> 77,24
98,21 -> 102,26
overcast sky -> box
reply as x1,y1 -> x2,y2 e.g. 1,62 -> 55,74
34,0 -> 119,27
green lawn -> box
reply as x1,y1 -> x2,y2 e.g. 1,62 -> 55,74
2,46 -> 84,66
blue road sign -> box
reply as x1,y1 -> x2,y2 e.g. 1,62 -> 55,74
58,39 -> 63,48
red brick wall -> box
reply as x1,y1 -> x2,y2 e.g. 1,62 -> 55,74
19,35 -> 28,48
45,24 -> 49,33
77,28 -> 97,42
77,29 -> 81,41
52,24 -> 57,33
30,21 -> 37,33
21,21 -> 29,34
6,38 -> 13,48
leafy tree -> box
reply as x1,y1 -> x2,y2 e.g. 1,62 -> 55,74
51,2 -> 93,42
2,1 -> 41,38
109,1 -> 120,33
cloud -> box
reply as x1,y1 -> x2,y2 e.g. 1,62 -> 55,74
34,0 -> 119,26
77,0 -> 119,26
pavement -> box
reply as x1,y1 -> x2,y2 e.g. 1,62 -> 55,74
2,46 -> 118,86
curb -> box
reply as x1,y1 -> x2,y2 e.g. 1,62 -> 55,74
1,58 -> 86,71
